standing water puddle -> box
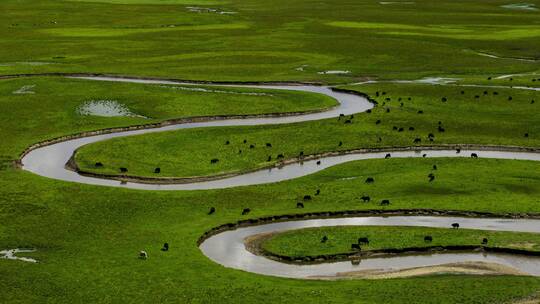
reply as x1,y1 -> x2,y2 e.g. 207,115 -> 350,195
0,248 -> 37,263
77,100 -> 145,118
501,3 -> 538,10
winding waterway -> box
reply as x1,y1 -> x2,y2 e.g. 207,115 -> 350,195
20,76 -> 540,190
16,75 -> 540,277
200,216 -> 540,278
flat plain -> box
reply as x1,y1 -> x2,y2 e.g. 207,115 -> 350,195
1,0 -> 540,303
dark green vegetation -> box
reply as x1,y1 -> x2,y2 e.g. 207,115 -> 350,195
1,0 -> 540,81
75,82 -> 539,178
262,226 -> 540,258
2,0 -> 540,302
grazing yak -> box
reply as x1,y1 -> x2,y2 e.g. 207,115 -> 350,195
358,237 -> 369,245
266,143 -> 272,148
296,202 -> 304,209
249,144 -> 255,149
321,235 -> 328,243
315,189 -> 320,195
161,243 -> 169,251
365,177 -> 375,184
120,167 -> 128,173
210,158 -> 219,164
380,199 -> 391,206
139,251 -> 148,260
242,208 -> 251,215
360,195 -> 370,202
482,238 -> 488,245
154,167 -> 161,174
225,140 -> 230,145
451,223 -> 460,229
424,235 -> 433,242
316,160 -> 321,165
385,153 -> 391,159
351,243 -> 361,250
303,195 -> 312,201
208,207 -> 216,215
375,119 -> 381,125
414,138 -> 421,143
428,173 -> 435,182
471,153 -> 479,158
95,162 -> 103,168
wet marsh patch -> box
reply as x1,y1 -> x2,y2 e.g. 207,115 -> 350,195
501,3 -> 538,11
77,100 -> 145,118
12,85 -> 36,95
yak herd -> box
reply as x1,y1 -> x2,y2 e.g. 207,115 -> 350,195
87,86 -> 533,178
131,85 -> 535,261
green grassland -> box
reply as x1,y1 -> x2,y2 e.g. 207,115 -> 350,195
0,77 -> 335,158
2,155 -> 540,302
2,0 -> 540,302
0,77 -> 539,302
262,226 -> 540,258
0,0 -> 540,81
75,81 -> 539,178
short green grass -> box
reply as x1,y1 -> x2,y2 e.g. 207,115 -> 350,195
1,0 -> 540,81
2,156 -> 540,303
0,78 -> 539,302
0,77 -> 336,158
262,226 -> 540,258
0,56 -> 538,304
75,81 -> 539,178
2,0 -> 540,302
